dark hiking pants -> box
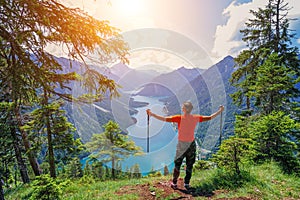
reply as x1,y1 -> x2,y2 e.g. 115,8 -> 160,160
172,140 -> 196,185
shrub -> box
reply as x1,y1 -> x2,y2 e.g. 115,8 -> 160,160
29,174 -> 69,200
193,160 -> 212,171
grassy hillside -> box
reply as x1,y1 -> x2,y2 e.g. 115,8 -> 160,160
5,162 -> 300,200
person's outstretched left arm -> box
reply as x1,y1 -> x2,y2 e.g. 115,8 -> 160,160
200,105 -> 224,122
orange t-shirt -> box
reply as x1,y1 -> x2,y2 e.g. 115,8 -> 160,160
166,114 -> 203,142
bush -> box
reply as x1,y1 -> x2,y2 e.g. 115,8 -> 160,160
193,160 -> 212,171
29,174 -> 69,200
247,111 -> 300,174
79,175 -> 95,184
212,136 -> 252,176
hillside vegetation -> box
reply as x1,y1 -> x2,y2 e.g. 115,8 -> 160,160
5,162 -> 300,200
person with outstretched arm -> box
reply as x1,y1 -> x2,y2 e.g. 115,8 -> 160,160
146,102 -> 224,190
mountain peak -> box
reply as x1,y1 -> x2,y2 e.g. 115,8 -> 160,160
110,62 -> 131,76
224,55 -> 234,60
214,55 -> 234,67
178,66 -> 188,71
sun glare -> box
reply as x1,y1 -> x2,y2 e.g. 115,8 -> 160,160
115,0 -> 145,16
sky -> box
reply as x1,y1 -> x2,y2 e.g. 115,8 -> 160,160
53,0 -> 300,71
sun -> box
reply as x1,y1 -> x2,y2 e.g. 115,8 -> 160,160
115,0 -> 145,16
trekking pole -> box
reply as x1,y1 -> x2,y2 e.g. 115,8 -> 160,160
219,107 -> 223,146
147,111 -> 150,153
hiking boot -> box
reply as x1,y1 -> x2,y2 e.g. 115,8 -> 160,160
170,182 -> 177,189
184,183 -> 190,190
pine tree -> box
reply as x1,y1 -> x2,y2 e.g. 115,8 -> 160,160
130,164 -> 141,179
163,165 -> 169,176
22,101 -> 82,178
225,0 -> 300,176
0,128 -> 16,188
125,166 -> 131,179
247,111 -> 300,174
0,0 -> 129,181
0,102 -> 30,184
230,0 -> 300,114
83,162 -> 92,177
88,158 -> 104,179
213,136 -> 251,176
0,175 -> 4,200
249,52 -> 297,113
85,121 -> 143,179
65,157 -> 83,179
115,162 -> 123,179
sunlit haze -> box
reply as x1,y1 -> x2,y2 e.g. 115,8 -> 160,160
127,48 -> 195,73
52,0 -> 300,71
114,0 -> 145,16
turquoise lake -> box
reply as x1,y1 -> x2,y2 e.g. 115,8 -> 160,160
124,95 -> 178,174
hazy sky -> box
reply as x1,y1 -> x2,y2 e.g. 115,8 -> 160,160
53,0 -> 300,70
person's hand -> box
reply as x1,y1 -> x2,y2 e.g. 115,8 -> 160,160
219,105 -> 224,112
146,109 -> 151,116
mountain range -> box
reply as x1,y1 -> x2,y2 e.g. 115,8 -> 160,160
55,55 -> 237,144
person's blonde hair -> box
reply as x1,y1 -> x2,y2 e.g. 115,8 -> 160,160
183,101 -> 193,114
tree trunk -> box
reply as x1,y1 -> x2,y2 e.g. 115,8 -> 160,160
233,144 -> 240,176
14,108 -> 42,176
0,176 -> 4,200
112,157 -> 115,179
246,96 -> 250,111
4,96 -> 30,183
44,91 -> 56,178
47,117 -> 56,178
268,0 -> 272,42
10,126 -> 30,184
275,0 -> 280,53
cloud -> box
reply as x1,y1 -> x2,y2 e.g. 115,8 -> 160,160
211,0 -> 265,59
211,0 -> 300,60
288,0 -> 300,16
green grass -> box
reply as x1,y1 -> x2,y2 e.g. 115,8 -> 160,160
4,162 -> 300,200
190,162 -> 300,199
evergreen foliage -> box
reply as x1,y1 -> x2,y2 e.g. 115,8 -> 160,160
0,0 -> 129,187
213,136 -> 252,176
247,111 -> 300,174
29,174 -> 68,200
130,164 -> 142,179
85,120 -> 143,179
221,0 -> 300,178
0,102 -> 31,186
230,0 -> 300,113
193,160 -> 212,171
163,165 -> 169,176
22,101 -> 82,178
63,157 -> 84,179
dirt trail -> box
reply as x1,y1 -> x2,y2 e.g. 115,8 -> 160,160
117,178 -> 254,199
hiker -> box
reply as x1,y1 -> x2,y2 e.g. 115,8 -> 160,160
146,102 -> 224,190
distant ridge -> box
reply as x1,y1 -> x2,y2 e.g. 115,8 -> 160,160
54,55 -> 237,144
135,66 -> 205,96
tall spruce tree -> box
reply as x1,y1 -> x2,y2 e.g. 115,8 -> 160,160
230,0 -> 300,114
0,102 -> 31,184
22,100 -> 82,178
226,0 -> 300,174
217,0 -> 300,173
